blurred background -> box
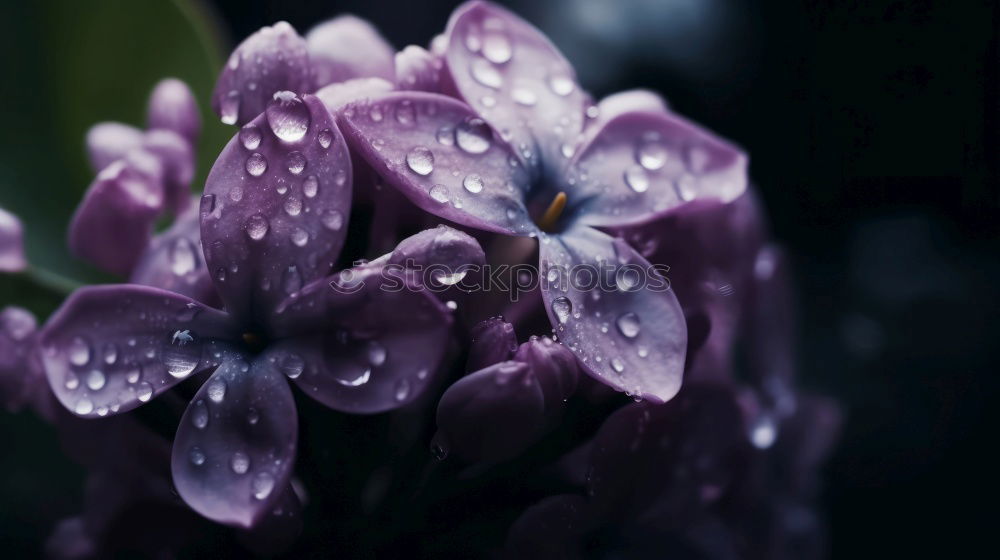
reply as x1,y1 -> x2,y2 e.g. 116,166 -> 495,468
1,0 -> 997,557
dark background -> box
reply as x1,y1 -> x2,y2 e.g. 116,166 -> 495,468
1,0 -> 998,557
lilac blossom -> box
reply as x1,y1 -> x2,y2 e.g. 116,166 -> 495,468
0,207 -> 26,273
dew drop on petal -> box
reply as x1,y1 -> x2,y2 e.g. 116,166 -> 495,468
337,368 -> 371,387
512,87 -> 537,106
136,381 -> 154,402
68,337 -> 90,367
266,91 -> 310,142
230,451 -> 250,475
189,447 -> 206,466
394,378 -> 411,402
321,209 -> 344,231
74,397 -> 94,415
317,128 -> 333,149
207,379 -> 227,403
85,369 -> 106,391
455,118 -> 491,154
246,407 -> 260,425
220,90 -> 240,125
462,173 -> 484,194
395,99 -> 416,125
240,124 -> 262,150
169,238 -> 198,275
616,312 -> 641,338
246,153 -> 267,177
611,358 -> 625,373
191,399 -> 209,429
245,214 -> 269,240
64,372 -> 79,390
286,151 -> 306,175
624,165 -> 650,193
551,297 -> 572,324
102,343 -> 118,365
406,146 -> 434,176
302,175 -> 319,198
482,31 -> 512,63
470,58 -> 503,89
429,184 -> 449,203
290,227 -> 309,247
435,125 -> 454,146
252,471 -> 275,500
283,196 -> 302,216
548,74 -> 575,96
367,341 -> 387,366
636,139 -> 667,170
279,354 -> 304,379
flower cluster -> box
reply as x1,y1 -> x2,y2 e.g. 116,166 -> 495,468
0,2 -> 838,557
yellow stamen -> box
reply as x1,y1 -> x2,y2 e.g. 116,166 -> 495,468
537,192 -> 568,232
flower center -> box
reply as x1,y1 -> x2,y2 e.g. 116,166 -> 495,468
241,332 -> 268,354
534,191 -> 568,233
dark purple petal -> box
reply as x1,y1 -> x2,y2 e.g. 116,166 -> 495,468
387,224 -> 486,282
0,306 -> 40,412
142,129 -> 195,214
172,356 -> 297,528
506,494 -> 590,558
434,360 -> 544,463
539,227 -> 686,403
339,91 -> 534,235
39,285 -> 237,418
201,93 -> 351,325
85,122 -> 144,173
235,485 -> 303,553
0,207 -> 26,272
466,316 -> 517,372
315,77 -> 394,114
267,266 -> 453,413
443,1 -> 588,167
306,15 -> 395,88
147,78 -> 202,144
68,154 -> 164,277
130,202 -> 219,306
568,109 -> 748,228
513,335 -> 578,410
395,45 -> 443,92
212,22 -> 312,126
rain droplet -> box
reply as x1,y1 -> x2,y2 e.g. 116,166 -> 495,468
321,209 -> 344,230
279,354 -> 304,379
230,452 -> 250,475
64,372 -> 79,390
74,397 -> 94,415
636,139 -> 667,170
170,238 -> 198,275
126,367 -> 140,384
433,269 -> 468,286
561,143 -> 576,158
394,378 -> 411,402
245,214 -> 269,240
286,151 -> 306,174
462,173 -> 484,193
246,153 -> 267,177
395,100 -> 416,124
750,414 -> 777,449
190,447 -> 206,466
266,91 -> 310,142
302,175 -> 319,198
220,90 -> 240,125
163,346 -> 199,378
229,185 -> 244,202
246,407 -> 260,425
611,358 -> 625,373
624,165 -> 650,193
252,471 -> 275,500
406,146 -> 434,176
85,369 -> 106,391
368,341 -> 387,366
337,368 -> 371,387
284,196 -> 302,216
136,382 -> 153,402
470,58 -> 503,89
551,297 -> 572,324
456,118 -> 491,154
240,124 -> 262,150
68,337 -> 90,367
616,267 -> 640,292
482,31 -> 512,63
548,74 -> 575,96
616,312 -> 641,338
290,227 -> 309,247
429,184 -> 449,203
511,87 -> 537,106
317,128 -> 333,149
637,346 -> 649,358
370,105 -> 384,122
207,379 -> 226,403
191,399 -> 208,429
103,343 -> 118,365
435,125 -> 454,146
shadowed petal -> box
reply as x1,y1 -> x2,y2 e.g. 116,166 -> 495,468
0,207 -> 26,272
306,15 -> 395,88
339,91 -> 534,235
267,266 -> 452,413
201,93 -> 351,325
130,203 -> 219,306
172,356 -> 297,528
539,227 -> 686,403
85,122 -> 144,173
39,285 -> 237,418
315,77 -> 394,114
212,22 -> 312,126
387,224 -> 486,283
466,317 -> 517,372
443,1 -> 588,168
68,154 -> 164,277
568,110 -> 748,228
514,335 -> 578,410
506,494 -> 590,558
0,306 -> 40,412
395,45 -> 443,92
142,129 -> 195,215
147,78 -> 202,144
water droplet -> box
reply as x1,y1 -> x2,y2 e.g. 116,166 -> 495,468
337,368 -> 371,387
395,100 -> 416,124
220,90 -> 240,125
624,165 -> 650,193
675,174 -> 697,201
74,397 -> 94,415
551,297 -> 572,323
302,175 -> 319,198
750,414 -> 777,449
686,145 -> 710,173
480,95 -> 497,107
136,381 -> 153,402
611,358 -> 625,373
170,238 -> 198,275
64,372 -> 79,390
636,139 -> 667,170
246,153 -> 267,177
394,378 -> 411,402
68,337 -> 90,367
240,124 -> 262,150
207,379 -> 226,403
252,471 -> 275,500
370,105 -> 384,122
317,128 -> 333,149
368,341 -> 387,366
246,407 -> 260,425
616,267 -> 640,292
286,151 -> 306,174
192,399 -> 208,429
230,451 -> 250,474
245,214 -> 269,241
511,87 -> 537,106
282,266 -> 302,294
229,185 -> 244,202
470,58 -> 503,88
433,269 -> 467,286
455,118 -> 491,154
616,312 -> 641,338
103,343 -> 118,365
283,196 -> 302,216
482,31 -> 512,63
279,354 -> 304,379
435,125 -> 454,146
548,74 -> 575,96
321,209 -> 344,230
266,91 -> 310,142
200,193 -> 216,215
560,143 -> 576,158
85,369 -> 106,391
190,447 -> 206,466
126,367 -> 140,384
429,184 -> 449,203
290,227 -> 309,247
406,146 -> 435,176
163,345 -> 199,378
462,173 -> 484,193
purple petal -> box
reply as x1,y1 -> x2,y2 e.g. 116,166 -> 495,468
39,285 -> 237,418
0,207 -> 26,272
443,1 -> 588,166
212,22 -> 312,126
129,202 -> 219,306
267,266 -> 453,413
395,45 -> 443,92
306,15 -> 395,88
338,91 -> 534,235
434,360 -> 545,463
513,335 -> 578,410
506,494 -> 589,558
568,109 -> 748,228
540,227 -> 686,403
315,77 -> 394,114
142,129 -> 195,215
200,92 -> 351,325
387,224 -> 486,281
171,356 -> 297,528
466,317 -> 517,372
147,78 -> 202,145
0,306 -> 40,412
68,154 -> 164,277
589,89 -> 669,130
84,122 -> 144,173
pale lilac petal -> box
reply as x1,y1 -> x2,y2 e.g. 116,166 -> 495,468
589,89 -> 669,131
172,356 -> 297,528
315,77 -> 394,114
201,93 -> 351,324
0,207 -> 26,272
443,1 -> 588,167
142,129 -> 195,214
339,91 -> 535,235
68,154 -> 164,277
540,227 -> 686,403
84,122 -> 144,173
306,15 -> 396,88
212,22 -> 312,126
395,45 -> 443,92
0,306 -> 40,412
130,202 -> 219,306
147,78 -> 202,144
39,285 -> 237,418
568,110 -> 748,227
267,266 -> 452,413
466,317 -> 517,372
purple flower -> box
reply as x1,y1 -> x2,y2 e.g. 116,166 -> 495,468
337,1 -> 748,403
39,92 -> 468,528
0,207 -> 27,273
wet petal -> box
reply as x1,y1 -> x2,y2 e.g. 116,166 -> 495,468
339,91 -> 534,235
395,45 -> 442,92
589,89 -> 669,130
315,77 -> 394,114
39,285 -> 237,418
212,22 -> 312,126
513,335 -> 579,410
539,227 -> 686,403
466,317 -> 517,372
142,129 -> 195,214
201,93 -> 351,325
85,122 -> 144,173
568,109 -> 748,227
387,224 -> 486,284
443,1 -> 588,167
434,360 -> 544,463
130,202 -> 219,306
147,78 -> 202,144
172,357 -> 297,528
0,207 -> 26,272
0,306 -> 40,412
68,154 -> 164,277
267,266 -> 452,413
306,15 -> 395,88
